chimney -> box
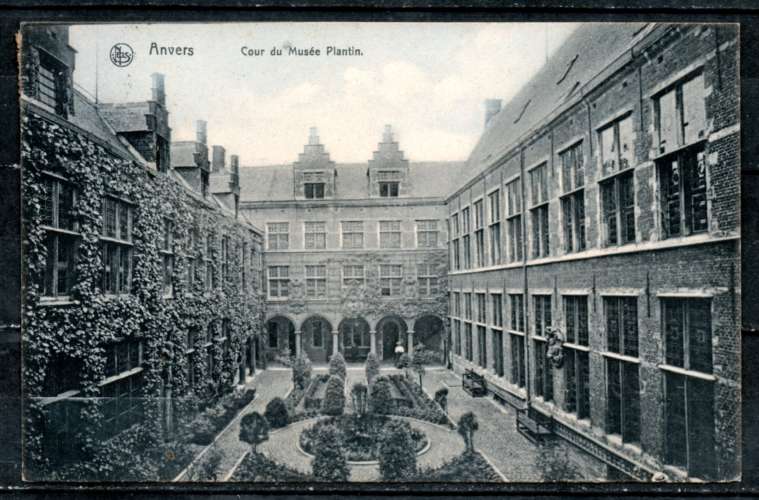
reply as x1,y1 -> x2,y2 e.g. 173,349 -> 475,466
383,124 -> 394,143
196,120 -> 207,145
308,127 -> 319,145
211,145 -> 226,172
151,73 -> 166,106
484,99 -> 502,128
230,155 -> 240,176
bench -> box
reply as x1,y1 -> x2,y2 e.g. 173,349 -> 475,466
516,406 -> 553,443
462,369 -> 487,397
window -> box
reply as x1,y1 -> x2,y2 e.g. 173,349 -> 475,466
655,72 -> 707,154
461,207 -> 472,269
220,234 -> 230,284
101,339 -> 144,437
304,221 -> 327,250
101,197 -> 134,295
453,320 -> 462,356
564,296 -> 590,419
473,200 -> 485,267
560,142 -> 585,253
659,143 -> 708,239
505,179 -> 523,262
379,264 -> 402,296
36,52 -> 68,115
343,265 -> 365,287
417,263 -> 438,296
488,190 -> 502,265
161,219 -> 174,297
39,176 -> 78,298
533,295 -> 553,402
599,114 -> 635,177
185,228 -> 198,291
465,323 -> 473,362
601,170 -> 635,246
508,294 -> 527,385
491,293 -> 503,328
605,296 -> 640,444
529,164 -> 550,258
268,266 -> 289,298
310,320 -> 324,348
416,220 -> 438,248
305,265 -> 327,297
451,213 -> 461,270
661,298 -> 715,477
267,223 -> 289,250
304,182 -> 325,199
464,292 -> 472,320
342,221 -> 364,249
453,292 -> 461,317
475,294 -> 487,368
379,181 -> 399,197
241,242 -> 248,293
491,293 -> 504,377
342,319 -> 369,348
605,296 -> 639,357
379,220 -> 401,249
204,233 -> 214,291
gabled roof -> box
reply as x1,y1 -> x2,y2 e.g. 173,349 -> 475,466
98,102 -> 151,133
465,22 -> 649,174
239,161 -> 469,202
68,90 -> 132,157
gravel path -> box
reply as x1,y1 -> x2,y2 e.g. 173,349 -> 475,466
257,416 -> 464,482
178,369 -> 292,481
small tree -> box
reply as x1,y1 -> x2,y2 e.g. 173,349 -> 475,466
239,411 -> 269,453
365,352 -> 380,386
321,375 -> 346,415
351,382 -> 368,417
292,354 -> 312,390
434,387 -> 448,413
328,351 -> 347,380
264,397 -> 289,428
311,424 -> 350,481
378,419 -> 417,480
457,411 -> 479,452
369,376 -> 393,414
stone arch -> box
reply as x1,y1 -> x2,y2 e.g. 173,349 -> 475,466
413,314 -> 445,364
338,317 -> 371,362
264,315 -> 296,359
301,315 -> 333,364
377,315 -> 408,363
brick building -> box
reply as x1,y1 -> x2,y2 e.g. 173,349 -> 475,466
20,25 -> 265,474
239,126 -> 469,364
445,23 -> 739,481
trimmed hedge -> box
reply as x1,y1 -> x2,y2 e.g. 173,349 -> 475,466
321,375 -> 346,416
231,452 -> 314,482
264,397 -> 289,429
328,351 -> 347,380
415,451 -> 502,482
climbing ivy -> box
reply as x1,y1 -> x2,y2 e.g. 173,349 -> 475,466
21,110 -> 265,479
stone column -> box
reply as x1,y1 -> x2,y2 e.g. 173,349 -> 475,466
370,330 -> 377,355
332,330 -> 339,356
407,329 -> 414,355
295,330 -> 302,357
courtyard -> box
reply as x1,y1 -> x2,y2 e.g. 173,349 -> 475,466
174,358 -> 608,483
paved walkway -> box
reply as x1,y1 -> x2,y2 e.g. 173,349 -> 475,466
257,416 -> 464,482
424,370 -> 606,482
177,369 -> 292,482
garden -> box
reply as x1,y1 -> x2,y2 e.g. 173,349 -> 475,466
230,350 -> 503,482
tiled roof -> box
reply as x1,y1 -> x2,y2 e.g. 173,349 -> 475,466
98,102 -> 151,133
465,22 -> 649,175
239,161 -> 469,202
69,90 -> 132,157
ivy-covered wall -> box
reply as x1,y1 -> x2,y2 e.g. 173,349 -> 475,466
21,107 -> 265,478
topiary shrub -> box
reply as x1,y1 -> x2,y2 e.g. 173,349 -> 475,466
292,354 -> 312,390
369,376 -> 393,414
457,411 -> 479,452
328,351 -> 347,380
378,418 -> 417,480
365,352 -> 380,386
239,411 -> 269,453
434,387 -> 449,413
321,375 -> 346,416
263,397 -> 289,428
311,424 -> 349,481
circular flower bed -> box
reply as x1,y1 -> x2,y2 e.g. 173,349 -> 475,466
299,415 -> 428,462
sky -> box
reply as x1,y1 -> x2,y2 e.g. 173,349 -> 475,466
69,22 -> 577,166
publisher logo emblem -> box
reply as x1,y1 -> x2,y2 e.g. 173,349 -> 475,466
110,43 -> 134,67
